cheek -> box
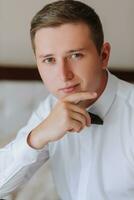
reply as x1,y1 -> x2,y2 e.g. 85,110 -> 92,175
43,77 -> 53,86
76,62 -> 98,80
38,67 -> 55,89
76,59 -> 102,87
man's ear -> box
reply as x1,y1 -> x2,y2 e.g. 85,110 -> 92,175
100,42 -> 111,69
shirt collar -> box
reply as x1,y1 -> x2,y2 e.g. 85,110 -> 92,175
86,70 -> 118,119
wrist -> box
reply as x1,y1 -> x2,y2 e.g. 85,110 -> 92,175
27,129 -> 49,150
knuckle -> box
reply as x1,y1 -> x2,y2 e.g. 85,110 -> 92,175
85,111 -> 90,121
81,115 -> 86,125
84,111 -> 89,118
76,122 -> 82,132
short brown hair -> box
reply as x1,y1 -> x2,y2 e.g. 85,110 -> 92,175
30,0 -> 104,54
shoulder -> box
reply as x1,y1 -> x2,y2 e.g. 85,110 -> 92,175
116,78 -> 134,108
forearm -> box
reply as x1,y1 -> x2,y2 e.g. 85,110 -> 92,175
0,133 -> 49,198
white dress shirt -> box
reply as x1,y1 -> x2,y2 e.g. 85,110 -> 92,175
0,71 -> 134,200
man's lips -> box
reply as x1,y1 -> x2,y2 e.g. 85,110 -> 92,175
59,84 -> 80,93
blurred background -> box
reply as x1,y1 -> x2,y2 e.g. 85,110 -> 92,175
0,0 -> 134,69
0,1 -> 133,199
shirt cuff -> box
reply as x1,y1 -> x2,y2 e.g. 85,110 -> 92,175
13,131 -> 45,166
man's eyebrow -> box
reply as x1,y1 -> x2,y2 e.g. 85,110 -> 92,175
66,48 -> 87,54
39,54 -> 53,59
38,48 -> 87,58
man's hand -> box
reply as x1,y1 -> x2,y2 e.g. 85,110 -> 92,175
27,92 -> 97,149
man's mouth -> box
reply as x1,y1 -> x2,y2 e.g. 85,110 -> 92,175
59,83 -> 80,93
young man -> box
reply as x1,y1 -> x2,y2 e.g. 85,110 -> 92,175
0,0 -> 134,199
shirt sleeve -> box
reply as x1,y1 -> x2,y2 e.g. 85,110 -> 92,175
0,97 -> 52,198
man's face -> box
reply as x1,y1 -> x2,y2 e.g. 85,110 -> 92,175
34,22 -> 110,101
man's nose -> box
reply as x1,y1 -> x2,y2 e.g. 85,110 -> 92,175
57,60 -> 74,81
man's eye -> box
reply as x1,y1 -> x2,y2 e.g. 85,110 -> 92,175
42,57 -> 55,64
71,53 -> 83,60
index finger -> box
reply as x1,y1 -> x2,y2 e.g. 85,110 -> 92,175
63,92 -> 97,104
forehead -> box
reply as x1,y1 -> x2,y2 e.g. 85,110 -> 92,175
34,22 -> 94,52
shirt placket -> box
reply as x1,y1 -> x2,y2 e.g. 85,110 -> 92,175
76,128 -> 93,200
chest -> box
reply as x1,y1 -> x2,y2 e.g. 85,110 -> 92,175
49,121 -> 134,199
